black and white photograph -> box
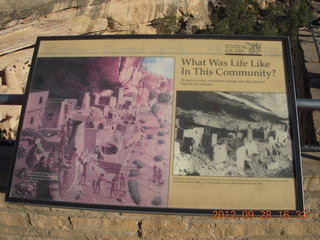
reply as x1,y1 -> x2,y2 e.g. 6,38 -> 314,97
173,91 -> 294,178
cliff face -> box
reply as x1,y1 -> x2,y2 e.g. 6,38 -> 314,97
0,0 -> 316,144
0,0 -> 210,30
0,0 -> 210,57
0,0 -> 210,132
0,0 -> 212,74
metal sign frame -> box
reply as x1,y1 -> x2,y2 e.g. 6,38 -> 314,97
5,35 -> 303,216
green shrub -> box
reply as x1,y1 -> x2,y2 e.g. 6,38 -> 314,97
158,131 -> 166,136
147,134 -> 153,139
158,139 -> 165,144
129,169 -> 139,177
128,180 -> 140,205
201,0 -> 314,46
149,91 -> 156,100
154,155 -> 163,162
133,160 -> 144,169
151,103 -> 160,116
150,16 -> 180,34
151,196 -> 163,206
157,92 -> 171,104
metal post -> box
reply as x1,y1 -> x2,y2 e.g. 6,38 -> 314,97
0,94 -> 24,105
296,98 -> 320,110
309,22 -> 320,61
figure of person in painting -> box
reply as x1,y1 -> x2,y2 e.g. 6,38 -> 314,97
33,156 -> 48,172
15,181 -> 33,198
48,147 -> 61,171
33,156 -> 52,200
35,136 -> 45,154
119,173 -> 125,191
92,180 -> 96,192
59,124 -> 67,137
74,185 -> 84,200
94,173 -> 105,194
50,147 -> 58,159
66,118 -> 73,137
25,146 -> 37,169
25,136 -> 43,169
54,150 -> 64,173
116,190 -> 126,203
62,169 -> 68,189
152,166 -> 157,183
16,167 -> 27,180
267,136 -> 276,156
114,173 -> 120,191
47,152 -> 55,168
95,147 -> 104,160
110,177 -> 117,198
263,126 -> 270,141
64,104 -> 69,119
57,134 -> 67,159
78,157 -> 88,185
156,168 -> 163,185
66,148 -> 78,164
247,124 -> 253,141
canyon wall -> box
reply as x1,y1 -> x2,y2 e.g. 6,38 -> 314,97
0,0 -> 211,132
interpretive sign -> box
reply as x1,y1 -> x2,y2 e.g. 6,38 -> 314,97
6,35 -> 303,215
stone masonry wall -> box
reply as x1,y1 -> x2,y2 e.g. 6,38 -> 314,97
0,162 -> 319,240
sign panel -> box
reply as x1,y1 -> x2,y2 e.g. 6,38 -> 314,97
6,35 -> 303,215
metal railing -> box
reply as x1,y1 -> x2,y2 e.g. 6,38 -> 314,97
0,94 -> 24,105
303,18 -> 320,152
297,98 -> 320,110
1,94 -> 320,109
1,94 -> 320,152
309,18 -> 320,61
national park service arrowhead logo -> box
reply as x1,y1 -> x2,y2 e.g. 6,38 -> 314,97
225,42 -> 262,56
246,42 -> 262,55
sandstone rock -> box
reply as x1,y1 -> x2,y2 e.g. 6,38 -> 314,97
0,0 -> 211,32
4,60 -> 30,89
0,105 -> 22,131
0,0 -> 210,56
257,0 -> 276,9
29,214 -> 71,230
134,24 -> 157,34
0,212 -> 28,228
1,87 -> 24,95
0,48 -> 33,70
105,0 -> 210,28
0,16 -> 109,56
0,0 -> 90,30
